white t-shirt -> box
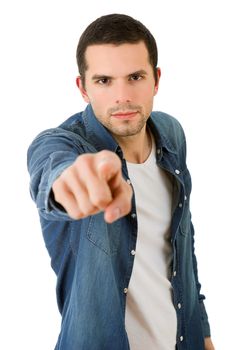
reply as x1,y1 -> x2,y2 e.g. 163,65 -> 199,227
125,136 -> 177,350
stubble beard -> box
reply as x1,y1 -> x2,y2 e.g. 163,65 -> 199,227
97,104 -> 149,138
105,114 -> 148,138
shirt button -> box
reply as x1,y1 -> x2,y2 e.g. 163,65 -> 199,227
180,336 -> 184,342
131,250 -> 136,256
175,169 -> 180,175
131,213 -> 137,219
126,179 -> 131,185
173,271 -> 177,277
124,288 -> 128,294
178,203 -> 183,208
178,303 -> 182,309
157,149 -> 161,155
184,195 -> 187,201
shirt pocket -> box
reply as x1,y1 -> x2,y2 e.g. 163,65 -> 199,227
86,212 -> 122,255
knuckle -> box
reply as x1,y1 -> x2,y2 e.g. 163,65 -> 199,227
61,165 -> 72,177
98,150 -> 120,165
80,204 -> 95,217
52,184 -> 65,204
99,150 -> 112,158
77,153 -> 92,163
69,210 -> 82,220
73,154 -> 91,172
66,204 -> 83,220
91,194 -> 109,209
91,198 -> 104,209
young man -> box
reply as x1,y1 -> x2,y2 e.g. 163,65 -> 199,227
27,14 -> 215,350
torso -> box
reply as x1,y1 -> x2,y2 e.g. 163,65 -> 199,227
125,134 -> 177,350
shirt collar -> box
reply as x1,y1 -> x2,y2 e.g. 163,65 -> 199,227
82,104 -> 119,153
82,104 -> 178,155
148,114 -> 178,154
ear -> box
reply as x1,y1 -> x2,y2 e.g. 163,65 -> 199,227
154,67 -> 161,96
76,76 -> 90,103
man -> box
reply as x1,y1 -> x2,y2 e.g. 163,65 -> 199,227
27,14 -> 215,350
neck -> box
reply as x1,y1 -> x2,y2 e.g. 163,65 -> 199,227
113,126 -> 152,164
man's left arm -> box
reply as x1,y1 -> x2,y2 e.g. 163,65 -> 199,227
190,222 -> 215,350
204,337 -> 215,350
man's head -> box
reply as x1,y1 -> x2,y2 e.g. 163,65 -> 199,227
76,14 -> 161,141
76,13 -> 159,88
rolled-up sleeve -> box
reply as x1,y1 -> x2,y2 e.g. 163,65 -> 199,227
190,221 -> 211,337
27,128 -> 84,221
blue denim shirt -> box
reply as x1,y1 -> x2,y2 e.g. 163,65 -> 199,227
27,104 -> 211,350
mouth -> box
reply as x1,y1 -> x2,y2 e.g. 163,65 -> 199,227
111,111 -> 138,119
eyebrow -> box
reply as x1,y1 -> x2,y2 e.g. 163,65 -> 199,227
91,69 -> 148,81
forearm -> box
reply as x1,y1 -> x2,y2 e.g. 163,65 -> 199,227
205,336 -> 215,350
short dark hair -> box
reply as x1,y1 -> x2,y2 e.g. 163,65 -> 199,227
76,14 -> 158,87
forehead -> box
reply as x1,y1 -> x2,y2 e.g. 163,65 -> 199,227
84,41 -> 151,75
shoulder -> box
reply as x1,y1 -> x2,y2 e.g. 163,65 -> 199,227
151,111 -> 185,136
28,110 -> 94,153
58,111 -> 84,131
39,111 -> 86,140
149,111 -> 186,151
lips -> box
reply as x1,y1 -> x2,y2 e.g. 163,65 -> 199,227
111,111 -> 138,119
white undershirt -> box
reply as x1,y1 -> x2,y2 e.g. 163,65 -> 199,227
125,136 -> 177,350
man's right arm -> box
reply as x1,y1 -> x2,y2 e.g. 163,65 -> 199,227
27,129 -> 132,222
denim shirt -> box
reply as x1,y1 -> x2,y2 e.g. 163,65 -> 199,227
27,104 -> 211,350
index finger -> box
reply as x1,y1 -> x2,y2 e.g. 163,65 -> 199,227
95,150 -> 122,182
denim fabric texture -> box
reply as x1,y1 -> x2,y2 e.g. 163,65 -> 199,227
27,104 -> 210,350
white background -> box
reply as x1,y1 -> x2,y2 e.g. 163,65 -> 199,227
0,0 -> 232,349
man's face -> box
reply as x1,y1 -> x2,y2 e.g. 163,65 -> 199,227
77,41 -> 160,138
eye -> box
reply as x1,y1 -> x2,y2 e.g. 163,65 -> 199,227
96,78 -> 110,85
130,74 -> 143,81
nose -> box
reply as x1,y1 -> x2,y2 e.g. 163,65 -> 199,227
114,80 -> 132,104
